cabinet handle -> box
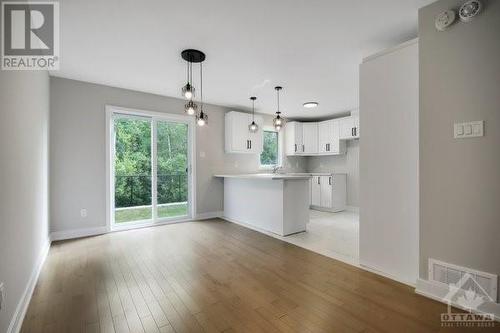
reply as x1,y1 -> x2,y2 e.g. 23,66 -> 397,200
302,144 -> 305,152
295,144 -> 297,152
329,177 -> 332,185
351,127 -> 354,136
318,177 -> 320,185
247,140 -> 250,149
249,140 -> 252,149
354,127 -> 357,137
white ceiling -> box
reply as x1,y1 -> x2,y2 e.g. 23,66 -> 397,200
53,0 -> 434,119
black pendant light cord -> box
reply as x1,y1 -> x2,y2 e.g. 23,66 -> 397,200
252,98 -> 255,121
276,87 -> 281,115
200,62 -> 203,111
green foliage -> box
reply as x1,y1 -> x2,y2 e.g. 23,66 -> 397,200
260,130 -> 278,166
114,118 -> 188,209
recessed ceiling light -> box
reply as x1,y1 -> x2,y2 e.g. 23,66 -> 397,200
303,102 -> 318,108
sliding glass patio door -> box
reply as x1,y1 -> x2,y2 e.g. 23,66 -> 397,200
110,111 -> 192,227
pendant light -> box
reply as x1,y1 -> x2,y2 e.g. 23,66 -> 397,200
182,59 -> 195,100
273,86 -> 285,131
181,49 -> 207,124
248,96 -> 259,133
196,62 -> 208,126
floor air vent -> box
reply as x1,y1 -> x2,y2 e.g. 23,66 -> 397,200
429,258 -> 498,302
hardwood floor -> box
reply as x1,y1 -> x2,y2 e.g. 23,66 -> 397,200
21,219 -> 493,333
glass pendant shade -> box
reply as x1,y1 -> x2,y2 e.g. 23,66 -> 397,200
182,83 -> 195,100
185,100 -> 197,115
248,96 -> 259,133
249,121 -> 258,133
197,110 -> 208,126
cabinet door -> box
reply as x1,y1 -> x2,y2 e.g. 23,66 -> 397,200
339,117 -> 352,140
248,115 -> 263,153
302,123 -> 318,154
320,176 -> 333,208
318,121 -> 330,153
352,116 -> 360,138
311,176 -> 321,206
285,122 -> 303,155
230,112 -> 250,151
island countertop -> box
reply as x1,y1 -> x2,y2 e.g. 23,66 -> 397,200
214,173 -> 312,180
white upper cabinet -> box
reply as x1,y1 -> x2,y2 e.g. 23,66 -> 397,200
285,121 -> 303,155
339,115 -> 360,140
318,119 -> 346,155
302,123 -> 318,155
225,111 -> 263,154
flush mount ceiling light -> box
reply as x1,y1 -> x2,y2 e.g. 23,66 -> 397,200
248,96 -> 259,133
273,86 -> 286,131
303,102 -> 319,109
181,49 -> 208,126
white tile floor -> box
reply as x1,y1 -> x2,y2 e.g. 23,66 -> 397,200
278,209 -> 359,266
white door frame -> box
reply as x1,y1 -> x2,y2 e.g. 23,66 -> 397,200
105,105 -> 196,232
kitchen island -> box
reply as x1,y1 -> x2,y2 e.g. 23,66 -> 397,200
214,174 -> 311,236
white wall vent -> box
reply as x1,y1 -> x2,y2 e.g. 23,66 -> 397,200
429,258 -> 498,302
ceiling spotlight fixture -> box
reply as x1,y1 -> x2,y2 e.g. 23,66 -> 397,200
273,86 -> 285,131
303,102 -> 319,109
181,49 -> 207,126
459,0 -> 482,22
248,96 -> 259,133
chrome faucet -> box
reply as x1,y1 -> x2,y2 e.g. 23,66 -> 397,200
272,165 -> 282,174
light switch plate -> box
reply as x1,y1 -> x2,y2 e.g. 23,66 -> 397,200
454,121 -> 484,139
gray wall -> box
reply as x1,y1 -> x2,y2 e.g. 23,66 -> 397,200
49,77 -> 306,233
0,71 -> 50,332
419,0 -> 500,281
307,140 -> 359,207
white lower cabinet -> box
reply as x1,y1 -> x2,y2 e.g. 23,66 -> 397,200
309,174 -> 346,212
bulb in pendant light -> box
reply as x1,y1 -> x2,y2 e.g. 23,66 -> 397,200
249,121 -> 258,133
197,110 -> 208,126
182,83 -> 195,100
185,100 -> 197,115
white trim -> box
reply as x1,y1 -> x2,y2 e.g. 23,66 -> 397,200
359,261 -> 416,287
105,105 -> 197,231
50,226 -> 108,242
7,237 -> 51,333
416,278 -> 500,322
49,212 -> 223,241
362,38 -> 418,63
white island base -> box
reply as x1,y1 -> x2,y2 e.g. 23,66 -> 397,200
215,174 -> 310,236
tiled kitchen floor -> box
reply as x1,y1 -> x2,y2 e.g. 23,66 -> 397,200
278,209 -> 359,265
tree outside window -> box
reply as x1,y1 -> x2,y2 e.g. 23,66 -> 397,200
260,130 -> 280,167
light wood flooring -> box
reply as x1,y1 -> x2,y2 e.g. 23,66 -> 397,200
21,219 -> 494,332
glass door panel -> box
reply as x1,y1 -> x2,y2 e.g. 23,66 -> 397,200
113,117 -> 152,223
156,121 -> 189,219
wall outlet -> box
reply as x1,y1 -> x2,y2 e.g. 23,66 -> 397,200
80,208 -> 87,218
0,282 -> 5,311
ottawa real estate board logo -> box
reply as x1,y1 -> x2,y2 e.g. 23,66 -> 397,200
1,1 -> 59,70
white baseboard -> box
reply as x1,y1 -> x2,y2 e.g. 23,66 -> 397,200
195,211 -> 223,220
7,237 -> 51,333
50,226 -> 108,241
346,205 -> 359,213
359,260 -> 416,287
416,278 -> 500,322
